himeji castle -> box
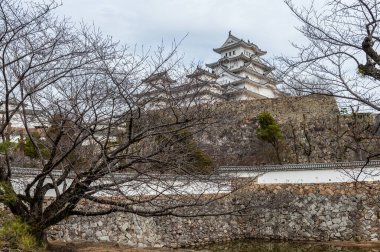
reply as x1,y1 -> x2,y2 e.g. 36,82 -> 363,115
142,32 -> 282,107
204,31 -> 281,100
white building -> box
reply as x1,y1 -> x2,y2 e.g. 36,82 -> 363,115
141,32 -> 282,108
204,31 -> 282,100
0,99 -> 46,142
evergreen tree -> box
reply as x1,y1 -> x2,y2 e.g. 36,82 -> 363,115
256,112 -> 283,164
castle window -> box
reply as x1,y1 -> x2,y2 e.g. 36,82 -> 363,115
229,52 -> 232,56
233,51 -> 235,55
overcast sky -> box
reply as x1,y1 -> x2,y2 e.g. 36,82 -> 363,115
53,0 -> 307,65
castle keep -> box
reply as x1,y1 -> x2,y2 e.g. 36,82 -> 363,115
143,32 -> 282,107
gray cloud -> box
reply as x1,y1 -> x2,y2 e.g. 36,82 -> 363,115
53,0 -> 307,65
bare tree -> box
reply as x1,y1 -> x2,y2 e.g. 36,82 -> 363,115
278,0 -> 380,112
0,0 -> 240,246
274,0 -> 380,189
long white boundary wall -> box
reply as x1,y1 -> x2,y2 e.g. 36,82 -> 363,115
10,170 -> 231,197
258,168 -> 380,184
9,161 -> 380,198
219,160 -> 380,184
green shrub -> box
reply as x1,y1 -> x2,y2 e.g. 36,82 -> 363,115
256,112 -> 283,143
0,217 -> 39,251
186,141 -> 214,174
154,129 -> 214,174
176,130 -> 214,174
0,182 -> 17,204
21,133 -> 50,159
0,141 -> 16,154
256,112 -> 284,164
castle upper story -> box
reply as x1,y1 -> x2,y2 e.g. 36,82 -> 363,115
204,31 -> 281,99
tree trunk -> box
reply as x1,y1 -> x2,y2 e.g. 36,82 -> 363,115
30,225 -> 48,246
273,141 -> 282,165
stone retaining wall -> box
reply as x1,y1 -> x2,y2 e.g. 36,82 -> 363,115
200,95 -> 380,166
2,182 -> 380,248
241,183 -> 380,242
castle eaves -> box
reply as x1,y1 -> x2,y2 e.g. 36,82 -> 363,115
213,32 -> 266,56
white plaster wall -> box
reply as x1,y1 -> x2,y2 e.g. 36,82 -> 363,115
241,73 -> 260,83
257,87 -> 276,98
217,74 -> 240,85
233,94 -> 246,101
216,76 -> 229,85
225,61 -> 235,70
235,83 -> 247,90
220,47 -> 245,59
245,84 -> 274,98
235,48 -> 244,56
210,86 -> 223,94
11,176 -> 231,197
236,60 -> 245,69
252,65 -> 265,75
225,168 -> 380,184
242,48 -> 255,57
197,74 -> 215,82
245,83 -> 257,93
259,168 -> 380,184
225,60 -> 245,70
1,113 -> 39,129
214,67 -> 224,76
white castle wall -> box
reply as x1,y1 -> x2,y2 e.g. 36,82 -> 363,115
258,168 -> 380,184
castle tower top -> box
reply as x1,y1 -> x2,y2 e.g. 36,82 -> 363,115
213,31 -> 266,57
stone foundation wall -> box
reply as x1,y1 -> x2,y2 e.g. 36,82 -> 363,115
200,95 -> 380,166
241,183 -> 380,242
48,213 -> 163,247
44,183 -> 380,247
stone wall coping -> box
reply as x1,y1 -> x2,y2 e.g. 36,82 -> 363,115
10,167 -> 232,182
12,160 -> 380,178
218,160 -> 380,173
